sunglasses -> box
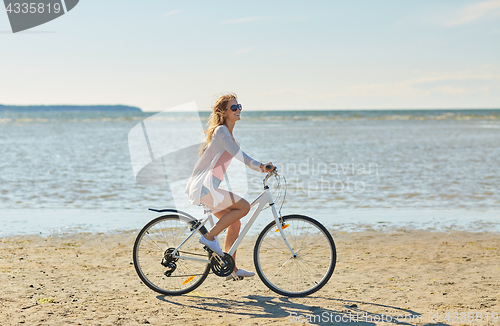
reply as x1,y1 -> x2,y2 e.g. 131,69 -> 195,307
229,104 -> 243,111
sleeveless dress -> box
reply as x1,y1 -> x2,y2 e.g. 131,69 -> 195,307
184,124 -> 262,207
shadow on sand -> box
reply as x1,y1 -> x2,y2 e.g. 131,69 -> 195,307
156,294 -> 450,325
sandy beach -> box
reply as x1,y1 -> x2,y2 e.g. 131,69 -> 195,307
1,229 -> 499,325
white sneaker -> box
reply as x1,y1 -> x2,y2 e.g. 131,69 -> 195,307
199,235 -> 224,256
226,268 -> 255,281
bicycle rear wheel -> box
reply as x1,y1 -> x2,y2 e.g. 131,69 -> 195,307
254,215 -> 336,297
133,214 -> 211,295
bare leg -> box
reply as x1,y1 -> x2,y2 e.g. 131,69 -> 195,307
201,189 -> 249,271
213,209 -> 241,270
224,221 -> 240,268
200,189 -> 250,240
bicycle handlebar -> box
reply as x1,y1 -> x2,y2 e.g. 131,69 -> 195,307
263,165 -> 278,185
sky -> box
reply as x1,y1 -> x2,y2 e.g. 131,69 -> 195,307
1,0 -> 499,111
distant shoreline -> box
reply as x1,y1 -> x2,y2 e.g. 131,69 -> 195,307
172,108 -> 500,117
1,105 -> 497,113
0,104 -> 142,112
155,108 -> 500,114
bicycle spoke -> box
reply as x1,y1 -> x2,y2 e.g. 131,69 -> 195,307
269,255 -> 293,280
255,215 -> 336,296
144,231 -> 166,252
133,215 -> 211,295
295,257 -> 321,285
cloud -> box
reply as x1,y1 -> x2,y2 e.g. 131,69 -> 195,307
272,49 -> 290,57
409,73 -> 500,86
443,0 -> 500,26
257,89 -> 306,96
222,17 -> 270,24
327,72 -> 500,99
164,10 -> 181,17
291,17 -> 308,22
233,47 -> 254,56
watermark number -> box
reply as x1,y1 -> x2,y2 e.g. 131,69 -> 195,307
5,2 -> 61,14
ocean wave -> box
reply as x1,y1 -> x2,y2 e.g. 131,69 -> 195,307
248,111 -> 500,122
1,110 -> 499,124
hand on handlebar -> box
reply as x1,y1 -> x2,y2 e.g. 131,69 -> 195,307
261,162 -> 275,173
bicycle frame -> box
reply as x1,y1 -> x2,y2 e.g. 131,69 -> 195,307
171,171 -> 297,264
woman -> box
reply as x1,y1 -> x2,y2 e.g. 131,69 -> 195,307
185,93 -> 274,279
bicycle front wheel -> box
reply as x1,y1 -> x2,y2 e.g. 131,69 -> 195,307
254,215 -> 336,297
133,214 -> 211,295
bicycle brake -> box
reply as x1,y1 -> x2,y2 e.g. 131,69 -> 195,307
190,220 -> 208,235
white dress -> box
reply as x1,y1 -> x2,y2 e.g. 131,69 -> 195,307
185,124 -> 262,207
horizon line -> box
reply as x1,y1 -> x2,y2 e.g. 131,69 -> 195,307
147,107 -> 500,113
2,104 -> 499,113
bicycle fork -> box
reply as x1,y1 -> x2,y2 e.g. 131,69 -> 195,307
266,187 -> 297,258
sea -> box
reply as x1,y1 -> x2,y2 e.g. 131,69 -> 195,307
1,109 -> 499,236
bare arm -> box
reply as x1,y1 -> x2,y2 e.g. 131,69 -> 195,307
215,125 -> 264,172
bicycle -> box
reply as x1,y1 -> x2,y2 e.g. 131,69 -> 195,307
133,167 -> 336,297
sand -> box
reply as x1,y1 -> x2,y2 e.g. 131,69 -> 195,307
1,229 -> 499,325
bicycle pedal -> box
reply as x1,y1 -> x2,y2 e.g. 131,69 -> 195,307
203,246 -> 223,258
226,275 -> 244,281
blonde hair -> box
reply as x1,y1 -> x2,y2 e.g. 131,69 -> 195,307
199,93 -> 237,156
